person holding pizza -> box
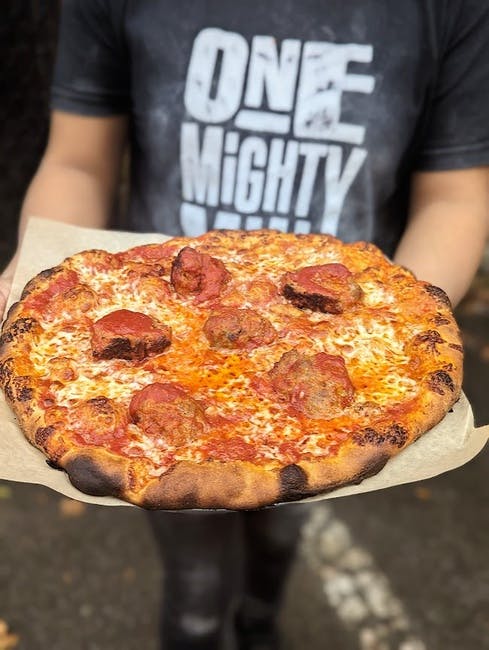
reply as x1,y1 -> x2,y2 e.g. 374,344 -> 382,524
1,1 -> 489,649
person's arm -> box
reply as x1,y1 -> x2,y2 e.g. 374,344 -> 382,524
393,166 -> 489,307
0,110 -> 127,315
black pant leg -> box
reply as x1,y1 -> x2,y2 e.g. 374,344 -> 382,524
236,503 -> 311,646
146,510 -> 241,650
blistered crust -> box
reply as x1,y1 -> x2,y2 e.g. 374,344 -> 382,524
137,460 -> 279,510
54,421 -> 433,510
54,442 -> 393,510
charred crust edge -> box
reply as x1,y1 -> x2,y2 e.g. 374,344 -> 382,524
4,376 -> 34,403
353,424 -> 409,449
64,455 -> 124,497
0,317 -> 39,352
448,343 -> 463,353
349,452 -> 390,485
46,459 -> 63,470
433,315 -> 450,326
279,464 -> 309,501
425,284 -> 452,308
20,266 -> 60,299
35,426 -> 56,448
2,301 -> 20,327
0,358 -> 14,385
427,369 -> 455,395
142,489 -> 199,511
413,330 -> 445,352
316,453 -> 390,495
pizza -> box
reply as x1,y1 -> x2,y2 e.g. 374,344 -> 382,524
0,230 -> 463,510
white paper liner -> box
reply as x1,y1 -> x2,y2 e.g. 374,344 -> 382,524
0,218 -> 487,508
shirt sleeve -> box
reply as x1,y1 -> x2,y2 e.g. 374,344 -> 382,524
50,0 -> 130,116
415,1 -> 489,171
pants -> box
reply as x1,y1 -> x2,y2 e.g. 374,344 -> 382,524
147,504 -> 310,650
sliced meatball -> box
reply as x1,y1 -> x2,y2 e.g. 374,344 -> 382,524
281,263 -> 362,314
129,382 -> 208,446
170,247 -> 230,303
203,307 -> 276,350
268,349 -> 354,419
72,397 -> 128,444
92,309 -> 171,361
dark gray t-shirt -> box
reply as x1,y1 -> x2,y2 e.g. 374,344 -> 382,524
51,0 -> 489,256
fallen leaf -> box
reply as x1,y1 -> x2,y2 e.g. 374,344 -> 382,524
59,498 -> 86,518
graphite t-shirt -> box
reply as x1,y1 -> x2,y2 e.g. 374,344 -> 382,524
51,0 -> 489,256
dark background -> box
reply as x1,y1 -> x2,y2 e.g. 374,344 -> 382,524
0,2 -> 59,267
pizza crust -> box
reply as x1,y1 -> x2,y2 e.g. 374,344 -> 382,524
55,441 -> 394,510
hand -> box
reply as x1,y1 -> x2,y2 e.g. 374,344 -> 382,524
0,255 -> 19,321
0,274 -> 12,321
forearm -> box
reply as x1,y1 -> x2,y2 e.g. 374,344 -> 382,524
20,160 -> 113,236
0,112 -> 127,318
394,169 -> 489,307
1,160 -> 114,279
0,163 -> 114,314
3,112 -> 127,276
394,203 -> 488,307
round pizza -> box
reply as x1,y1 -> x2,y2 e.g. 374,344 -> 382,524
0,230 -> 463,510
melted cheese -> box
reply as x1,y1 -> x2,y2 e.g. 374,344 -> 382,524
20,233 -> 437,469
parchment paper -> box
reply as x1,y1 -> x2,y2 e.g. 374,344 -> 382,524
0,218 -> 488,508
